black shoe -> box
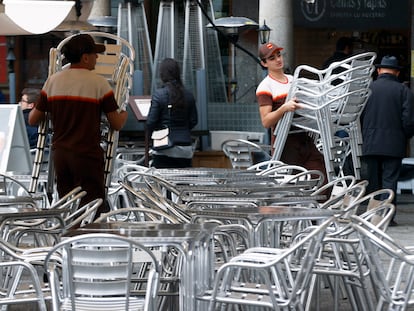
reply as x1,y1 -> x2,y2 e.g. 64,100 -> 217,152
389,220 -> 398,227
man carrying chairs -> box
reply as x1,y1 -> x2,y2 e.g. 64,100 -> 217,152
29,33 -> 131,218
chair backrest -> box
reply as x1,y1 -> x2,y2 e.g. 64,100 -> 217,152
351,215 -> 413,309
354,188 -> 395,214
222,139 -> 270,169
64,198 -> 102,230
289,52 -> 376,102
280,169 -> 325,192
319,180 -> 367,213
120,177 -> 190,224
358,202 -> 395,232
45,233 -> 160,311
50,186 -> 86,213
247,160 -> 285,171
311,175 -> 356,198
0,173 -> 32,197
334,87 -> 371,130
257,164 -> 324,191
280,217 -> 335,304
258,164 -> 308,178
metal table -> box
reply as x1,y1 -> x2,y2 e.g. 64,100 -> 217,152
191,205 -> 337,248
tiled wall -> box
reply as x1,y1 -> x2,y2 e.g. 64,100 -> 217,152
207,101 -> 264,133
205,101 -> 270,150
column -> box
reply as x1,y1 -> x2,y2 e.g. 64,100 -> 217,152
259,0 -> 294,72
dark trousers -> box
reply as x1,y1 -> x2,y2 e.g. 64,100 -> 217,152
361,155 -> 402,207
53,148 -> 109,216
279,133 -> 327,184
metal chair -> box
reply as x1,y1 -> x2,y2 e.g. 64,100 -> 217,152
302,201 -> 394,311
306,226 -> 375,311
44,233 -> 160,311
258,164 -> 309,177
0,260 -> 47,310
0,232 -> 57,309
358,201 -> 395,231
222,139 -> 271,169
5,197 -> 101,248
319,180 -> 367,212
272,52 -> 376,181
354,188 -> 395,214
299,202 -> 393,311
258,164 -> 325,193
0,173 -> 39,209
351,215 -> 414,311
197,217 -> 334,310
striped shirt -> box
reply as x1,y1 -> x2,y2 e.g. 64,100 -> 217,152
36,68 -> 118,156
256,73 -> 293,111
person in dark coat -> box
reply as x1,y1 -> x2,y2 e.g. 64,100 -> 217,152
19,88 -> 40,149
323,36 -> 354,69
361,55 -> 414,225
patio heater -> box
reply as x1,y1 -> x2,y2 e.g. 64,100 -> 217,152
207,16 -> 258,102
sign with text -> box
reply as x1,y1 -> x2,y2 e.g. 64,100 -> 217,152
293,0 -> 409,30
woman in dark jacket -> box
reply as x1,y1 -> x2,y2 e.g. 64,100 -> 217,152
146,58 -> 198,168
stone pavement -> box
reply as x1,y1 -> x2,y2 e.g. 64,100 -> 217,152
388,193 -> 414,252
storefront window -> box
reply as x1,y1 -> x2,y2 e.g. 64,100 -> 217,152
212,0 -> 230,18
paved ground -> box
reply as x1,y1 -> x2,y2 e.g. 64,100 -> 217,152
386,193 -> 414,247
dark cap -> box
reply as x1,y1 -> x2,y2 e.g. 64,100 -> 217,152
62,34 -> 105,63
259,42 -> 283,60
375,55 -> 403,70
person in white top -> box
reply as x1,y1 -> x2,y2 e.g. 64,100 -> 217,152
256,42 -> 326,180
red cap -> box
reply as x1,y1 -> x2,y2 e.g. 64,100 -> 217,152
259,42 -> 283,60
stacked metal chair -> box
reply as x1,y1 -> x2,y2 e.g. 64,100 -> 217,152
303,197 -> 395,311
197,217 -> 335,310
221,139 -> 271,169
272,52 -> 376,181
351,215 -> 414,311
29,32 -> 135,201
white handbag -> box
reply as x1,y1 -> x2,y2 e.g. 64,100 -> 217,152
151,128 -> 171,150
